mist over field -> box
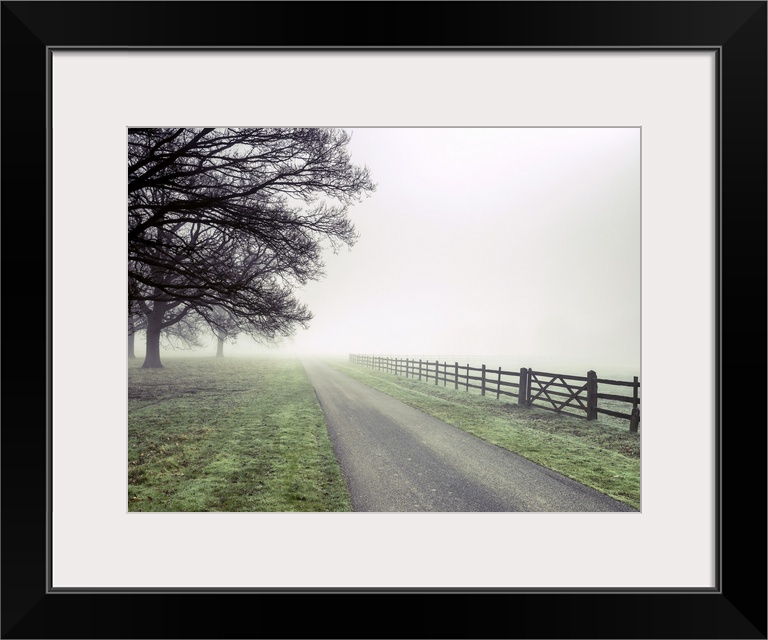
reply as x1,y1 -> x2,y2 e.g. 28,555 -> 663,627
145,346 -> 638,382
131,127 -> 640,379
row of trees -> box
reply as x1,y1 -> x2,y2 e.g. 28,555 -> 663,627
129,127 -> 375,368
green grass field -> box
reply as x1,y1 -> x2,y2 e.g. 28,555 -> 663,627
330,359 -> 641,509
129,355 -> 640,512
128,357 -> 352,512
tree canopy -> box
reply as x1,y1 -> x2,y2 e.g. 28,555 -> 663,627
128,127 -> 375,367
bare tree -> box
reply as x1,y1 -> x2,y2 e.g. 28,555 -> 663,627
210,306 -> 238,357
128,309 -> 207,360
128,128 -> 375,368
128,313 -> 141,359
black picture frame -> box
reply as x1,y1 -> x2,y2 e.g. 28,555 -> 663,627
2,2 -> 765,638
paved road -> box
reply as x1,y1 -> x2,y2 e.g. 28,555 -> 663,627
303,359 -> 636,513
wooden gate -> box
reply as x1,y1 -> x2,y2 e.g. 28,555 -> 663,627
526,370 -> 597,420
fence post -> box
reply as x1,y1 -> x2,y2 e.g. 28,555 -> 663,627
419,359 -> 422,382
481,364 -> 486,396
443,362 -> 447,386
586,370 -> 598,420
455,362 -> 459,390
466,364 -> 469,392
497,367 -> 501,400
435,360 -> 439,385
630,376 -> 640,432
518,368 -> 527,404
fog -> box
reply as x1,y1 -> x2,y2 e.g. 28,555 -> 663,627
137,128 -> 641,379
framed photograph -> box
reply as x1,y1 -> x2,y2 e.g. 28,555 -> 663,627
3,2 -> 765,638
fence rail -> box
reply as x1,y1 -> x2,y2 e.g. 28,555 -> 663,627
349,354 -> 640,432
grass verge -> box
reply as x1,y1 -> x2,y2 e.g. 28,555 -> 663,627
329,360 -> 640,510
128,357 -> 352,512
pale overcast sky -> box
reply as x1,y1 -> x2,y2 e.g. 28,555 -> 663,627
178,127 -> 641,376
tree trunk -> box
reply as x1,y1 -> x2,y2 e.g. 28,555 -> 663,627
142,309 -> 165,368
216,336 -> 224,357
128,315 -> 137,359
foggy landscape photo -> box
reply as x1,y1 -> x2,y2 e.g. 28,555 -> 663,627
128,127 -> 641,513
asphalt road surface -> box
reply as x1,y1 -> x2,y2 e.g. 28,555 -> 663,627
303,359 -> 636,513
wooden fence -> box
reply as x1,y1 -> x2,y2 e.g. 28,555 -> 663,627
348,354 -> 640,432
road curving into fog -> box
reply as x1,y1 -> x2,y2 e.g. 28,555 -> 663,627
302,359 -> 636,513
